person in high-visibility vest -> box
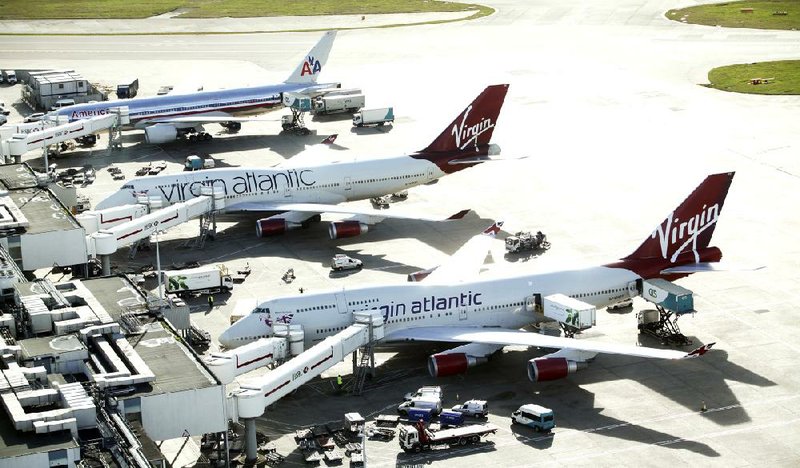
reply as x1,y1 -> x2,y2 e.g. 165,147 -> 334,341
208,295 -> 214,309
337,375 -> 343,392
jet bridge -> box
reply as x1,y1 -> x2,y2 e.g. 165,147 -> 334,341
229,311 -> 384,462
79,187 -> 224,275
0,109 -> 129,162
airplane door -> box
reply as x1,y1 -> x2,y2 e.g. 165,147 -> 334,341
284,186 -> 292,199
427,166 -> 434,181
335,292 -> 348,314
628,280 -> 641,297
344,177 -> 352,192
459,308 -> 467,321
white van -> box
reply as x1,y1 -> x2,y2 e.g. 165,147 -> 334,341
403,386 -> 442,401
397,395 -> 442,416
450,399 -> 488,418
51,98 -> 76,111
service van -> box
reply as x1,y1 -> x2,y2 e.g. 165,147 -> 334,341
331,254 -> 362,271
511,404 -> 555,432
404,386 -> 443,401
50,98 -> 76,111
450,399 -> 488,418
398,395 -> 442,416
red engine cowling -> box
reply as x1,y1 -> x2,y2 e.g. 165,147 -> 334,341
428,353 -> 468,377
256,218 -> 300,237
527,358 -> 584,382
328,221 -> 368,239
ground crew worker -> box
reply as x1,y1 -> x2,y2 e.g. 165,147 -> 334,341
208,295 -> 214,309
337,375 -> 343,392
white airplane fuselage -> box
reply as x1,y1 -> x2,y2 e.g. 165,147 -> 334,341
97,154 -> 447,210
220,265 -> 640,348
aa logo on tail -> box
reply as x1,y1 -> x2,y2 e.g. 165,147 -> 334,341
301,55 -> 322,76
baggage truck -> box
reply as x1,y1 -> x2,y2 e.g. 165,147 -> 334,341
407,407 -> 434,423
543,294 -> 596,329
162,264 -> 233,296
312,93 -> 365,115
398,420 -> 497,453
642,278 -> 694,314
352,107 -> 394,127
116,78 -> 139,99
3,71 -> 17,85
438,410 -> 464,427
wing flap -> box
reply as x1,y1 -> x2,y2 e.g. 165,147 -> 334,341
225,201 -> 469,223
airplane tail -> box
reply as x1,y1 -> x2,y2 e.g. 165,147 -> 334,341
611,172 -> 735,279
285,31 -> 337,84
411,84 -> 509,173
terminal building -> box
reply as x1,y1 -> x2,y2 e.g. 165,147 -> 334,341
0,275 -> 226,467
20,69 -> 107,112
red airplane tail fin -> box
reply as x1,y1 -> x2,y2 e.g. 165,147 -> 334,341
626,172 -> 735,263
421,84 -> 508,154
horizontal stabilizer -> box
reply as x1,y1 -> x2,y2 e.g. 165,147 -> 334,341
660,262 -> 765,275
447,155 -> 528,165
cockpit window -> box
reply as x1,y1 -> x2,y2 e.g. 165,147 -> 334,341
254,307 -> 270,314
121,184 -> 133,189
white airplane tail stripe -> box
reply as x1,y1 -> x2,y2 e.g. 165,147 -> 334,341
285,31 -> 337,84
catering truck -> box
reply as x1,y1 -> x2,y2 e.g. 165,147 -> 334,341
311,93 -> 365,115
116,78 -> 139,99
352,107 -> 394,127
398,420 -> 497,453
162,264 -> 233,296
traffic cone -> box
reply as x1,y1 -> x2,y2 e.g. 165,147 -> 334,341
701,401 -> 707,412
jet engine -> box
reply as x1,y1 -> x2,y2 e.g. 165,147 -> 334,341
527,357 -> 587,382
256,218 -> 301,237
144,124 -> 178,144
328,221 -> 368,240
428,350 -> 493,377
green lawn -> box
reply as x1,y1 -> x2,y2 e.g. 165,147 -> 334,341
0,0 -> 487,20
667,0 -> 800,30
707,60 -> 800,94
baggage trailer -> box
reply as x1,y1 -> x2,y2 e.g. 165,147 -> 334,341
399,420 -> 497,453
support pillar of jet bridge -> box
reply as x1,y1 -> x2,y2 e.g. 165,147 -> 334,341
100,255 -> 111,277
244,418 -> 258,462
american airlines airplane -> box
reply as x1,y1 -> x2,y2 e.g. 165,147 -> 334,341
219,173 -> 734,381
96,84 -> 511,240
49,31 -> 337,144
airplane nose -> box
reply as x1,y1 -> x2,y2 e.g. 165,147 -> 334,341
96,190 -> 135,210
218,329 -> 233,348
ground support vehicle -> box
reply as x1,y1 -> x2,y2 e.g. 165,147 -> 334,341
438,410 -> 464,427
311,93 -> 365,115
352,107 -> 394,127
638,278 -> 695,345
162,264 -> 233,296
116,78 -> 139,99
450,399 -> 488,418
331,254 -> 362,271
404,386 -> 443,401
511,404 -> 555,432
398,420 -> 497,453
505,230 -> 550,253
398,394 -> 442,416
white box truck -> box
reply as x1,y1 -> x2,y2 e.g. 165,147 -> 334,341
312,93 -> 365,115
352,107 -> 394,127
543,294 -> 596,329
162,264 -> 233,296
3,71 -> 17,85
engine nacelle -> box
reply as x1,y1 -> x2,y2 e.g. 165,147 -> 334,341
527,357 -> 585,382
428,352 -> 488,377
487,143 -> 501,156
144,124 -> 178,144
328,221 -> 368,240
256,218 -> 301,237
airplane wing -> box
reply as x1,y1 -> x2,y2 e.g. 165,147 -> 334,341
448,155 -> 528,165
423,221 -> 503,283
384,326 -> 714,360
276,135 -> 344,168
225,201 -> 470,223
146,111 -> 282,125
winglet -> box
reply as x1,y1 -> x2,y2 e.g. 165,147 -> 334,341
482,221 -> 504,236
321,134 -> 337,145
447,209 -> 471,220
684,342 -> 715,358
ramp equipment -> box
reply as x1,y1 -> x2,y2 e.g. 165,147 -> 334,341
638,278 -> 694,346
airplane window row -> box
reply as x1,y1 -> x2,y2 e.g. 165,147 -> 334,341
298,304 -> 335,313
233,334 -> 268,342
572,287 -> 626,299
348,299 -> 378,306
132,98 -> 272,117
352,173 -> 423,185
475,302 -> 524,312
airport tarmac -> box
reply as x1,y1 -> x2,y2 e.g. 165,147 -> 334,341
1,0 -> 799,465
